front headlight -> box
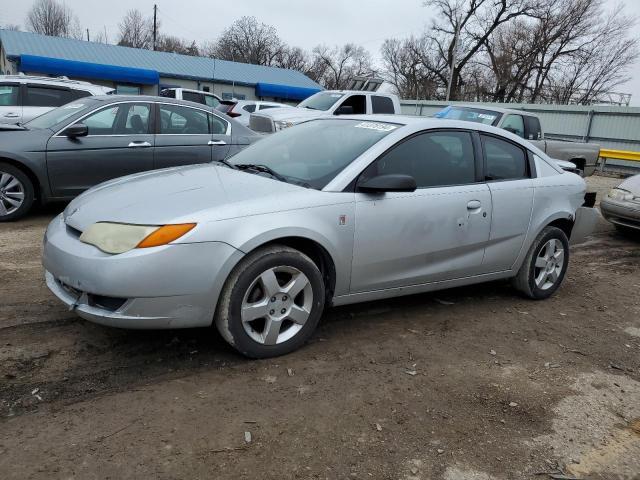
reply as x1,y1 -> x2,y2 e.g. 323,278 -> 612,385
79,222 -> 196,254
274,120 -> 294,131
608,188 -> 634,202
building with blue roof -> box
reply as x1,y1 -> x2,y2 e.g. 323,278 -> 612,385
0,29 -> 322,102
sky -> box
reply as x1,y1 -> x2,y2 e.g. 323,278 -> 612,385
1,0 -> 639,105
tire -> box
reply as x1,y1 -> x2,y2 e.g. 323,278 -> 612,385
512,226 -> 569,300
215,245 -> 325,358
0,162 -> 35,222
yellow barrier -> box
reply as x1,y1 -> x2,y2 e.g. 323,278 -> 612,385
599,149 -> 640,162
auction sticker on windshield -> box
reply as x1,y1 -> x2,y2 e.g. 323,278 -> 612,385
354,122 -> 398,132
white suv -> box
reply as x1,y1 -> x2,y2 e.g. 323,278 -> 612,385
159,88 -> 223,108
0,75 -> 114,124
221,100 -> 292,126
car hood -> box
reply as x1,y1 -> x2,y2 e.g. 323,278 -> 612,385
256,107 -> 326,123
63,164 -> 328,231
618,174 -> 640,194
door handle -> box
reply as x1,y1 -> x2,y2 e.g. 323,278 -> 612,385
467,200 -> 482,210
4,113 -> 19,118
208,140 -> 227,146
128,141 -> 152,148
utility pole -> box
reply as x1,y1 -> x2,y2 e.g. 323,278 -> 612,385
153,4 -> 158,51
86,29 -> 90,41
446,17 -> 461,102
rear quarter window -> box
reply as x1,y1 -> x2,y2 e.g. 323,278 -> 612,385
371,96 -> 395,114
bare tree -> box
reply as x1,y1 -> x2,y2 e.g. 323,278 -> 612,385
26,0 -> 81,38
117,9 -> 153,49
310,44 -> 374,89
156,35 -> 199,56
2,24 -> 21,31
209,16 -> 284,66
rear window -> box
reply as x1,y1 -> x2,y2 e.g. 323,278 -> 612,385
25,86 -> 74,107
182,91 -> 204,104
160,89 -> 176,98
436,106 -> 501,126
371,96 -> 395,114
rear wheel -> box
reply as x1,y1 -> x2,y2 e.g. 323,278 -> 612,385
215,245 -> 325,358
0,162 -> 34,222
513,226 -> 569,299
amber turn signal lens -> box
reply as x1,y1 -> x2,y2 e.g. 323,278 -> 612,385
136,223 -> 196,249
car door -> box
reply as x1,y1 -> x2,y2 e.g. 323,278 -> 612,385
0,83 -> 22,124
480,133 -> 535,271
154,103 -> 230,168
209,111 -> 232,161
46,102 -> 154,197
350,129 -> 492,293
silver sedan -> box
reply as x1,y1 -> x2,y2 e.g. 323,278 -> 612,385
43,116 -> 598,358
600,174 -> 640,233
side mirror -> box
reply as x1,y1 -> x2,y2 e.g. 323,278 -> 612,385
64,123 -> 89,138
357,174 -> 417,193
335,105 -> 354,115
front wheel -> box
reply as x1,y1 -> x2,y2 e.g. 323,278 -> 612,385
0,162 -> 34,222
215,245 -> 325,358
512,226 -> 569,299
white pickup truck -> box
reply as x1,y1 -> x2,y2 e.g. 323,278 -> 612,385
249,90 -> 401,133
436,105 -> 601,176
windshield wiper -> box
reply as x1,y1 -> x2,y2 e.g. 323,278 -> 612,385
235,163 -> 289,182
213,158 -> 237,169
235,163 -> 312,188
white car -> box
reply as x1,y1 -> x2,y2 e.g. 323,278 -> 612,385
159,88 -> 222,108
249,90 -> 402,133
222,100 -> 293,127
0,75 -> 113,124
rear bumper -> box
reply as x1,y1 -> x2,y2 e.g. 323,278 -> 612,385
43,214 -> 244,329
600,199 -> 640,230
570,206 -> 600,245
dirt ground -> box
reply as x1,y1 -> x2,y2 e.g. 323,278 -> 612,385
1,174 -> 639,480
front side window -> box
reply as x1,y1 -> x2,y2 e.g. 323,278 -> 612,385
81,103 -> 151,135
524,116 -> 542,141
482,134 -> 528,181
371,96 -> 395,114
361,130 -> 476,188
25,86 -> 71,107
336,95 -> 366,115
501,114 -> 525,138
229,119 -> 399,190
160,104 -> 209,134
0,85 -> 19,106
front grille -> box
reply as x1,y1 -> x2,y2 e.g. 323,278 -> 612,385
249,114 -> 275,133
56,279 -> 126,312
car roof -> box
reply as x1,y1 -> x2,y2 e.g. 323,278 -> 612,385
0,75 -> 111,93
451,104 -> 537,117
90,94 -> 222,109
317,90 -> 396,96
163,87 -> 219,97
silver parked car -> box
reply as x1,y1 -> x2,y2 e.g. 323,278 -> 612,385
43,116 -> 598,358
0,95 -> 258,221
600,174 -> 640,233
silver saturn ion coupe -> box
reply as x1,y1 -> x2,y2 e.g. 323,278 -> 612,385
43,116 -> 598,358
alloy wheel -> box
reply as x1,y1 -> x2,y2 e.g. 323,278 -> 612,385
241,266 -> 313,345
0,171 -> 25,216
534,239 -> 565,290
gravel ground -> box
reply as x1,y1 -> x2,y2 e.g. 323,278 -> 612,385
1,174 -> 639,480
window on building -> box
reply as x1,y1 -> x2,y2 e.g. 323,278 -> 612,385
115,84 -> 141,95
482,135 -> 528,181
371,96 -> 395,114
202,86 -> 210,92
361,131 -> 477,188
0,85 -> 19,106
222,92 -> 246,100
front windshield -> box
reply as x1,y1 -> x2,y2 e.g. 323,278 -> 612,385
435,106 -> 501,125
26,99 -> 97,130
297,92 -> 344,111
228,119 -> 400,189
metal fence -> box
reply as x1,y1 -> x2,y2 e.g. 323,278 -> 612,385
400,100 -> 640,171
